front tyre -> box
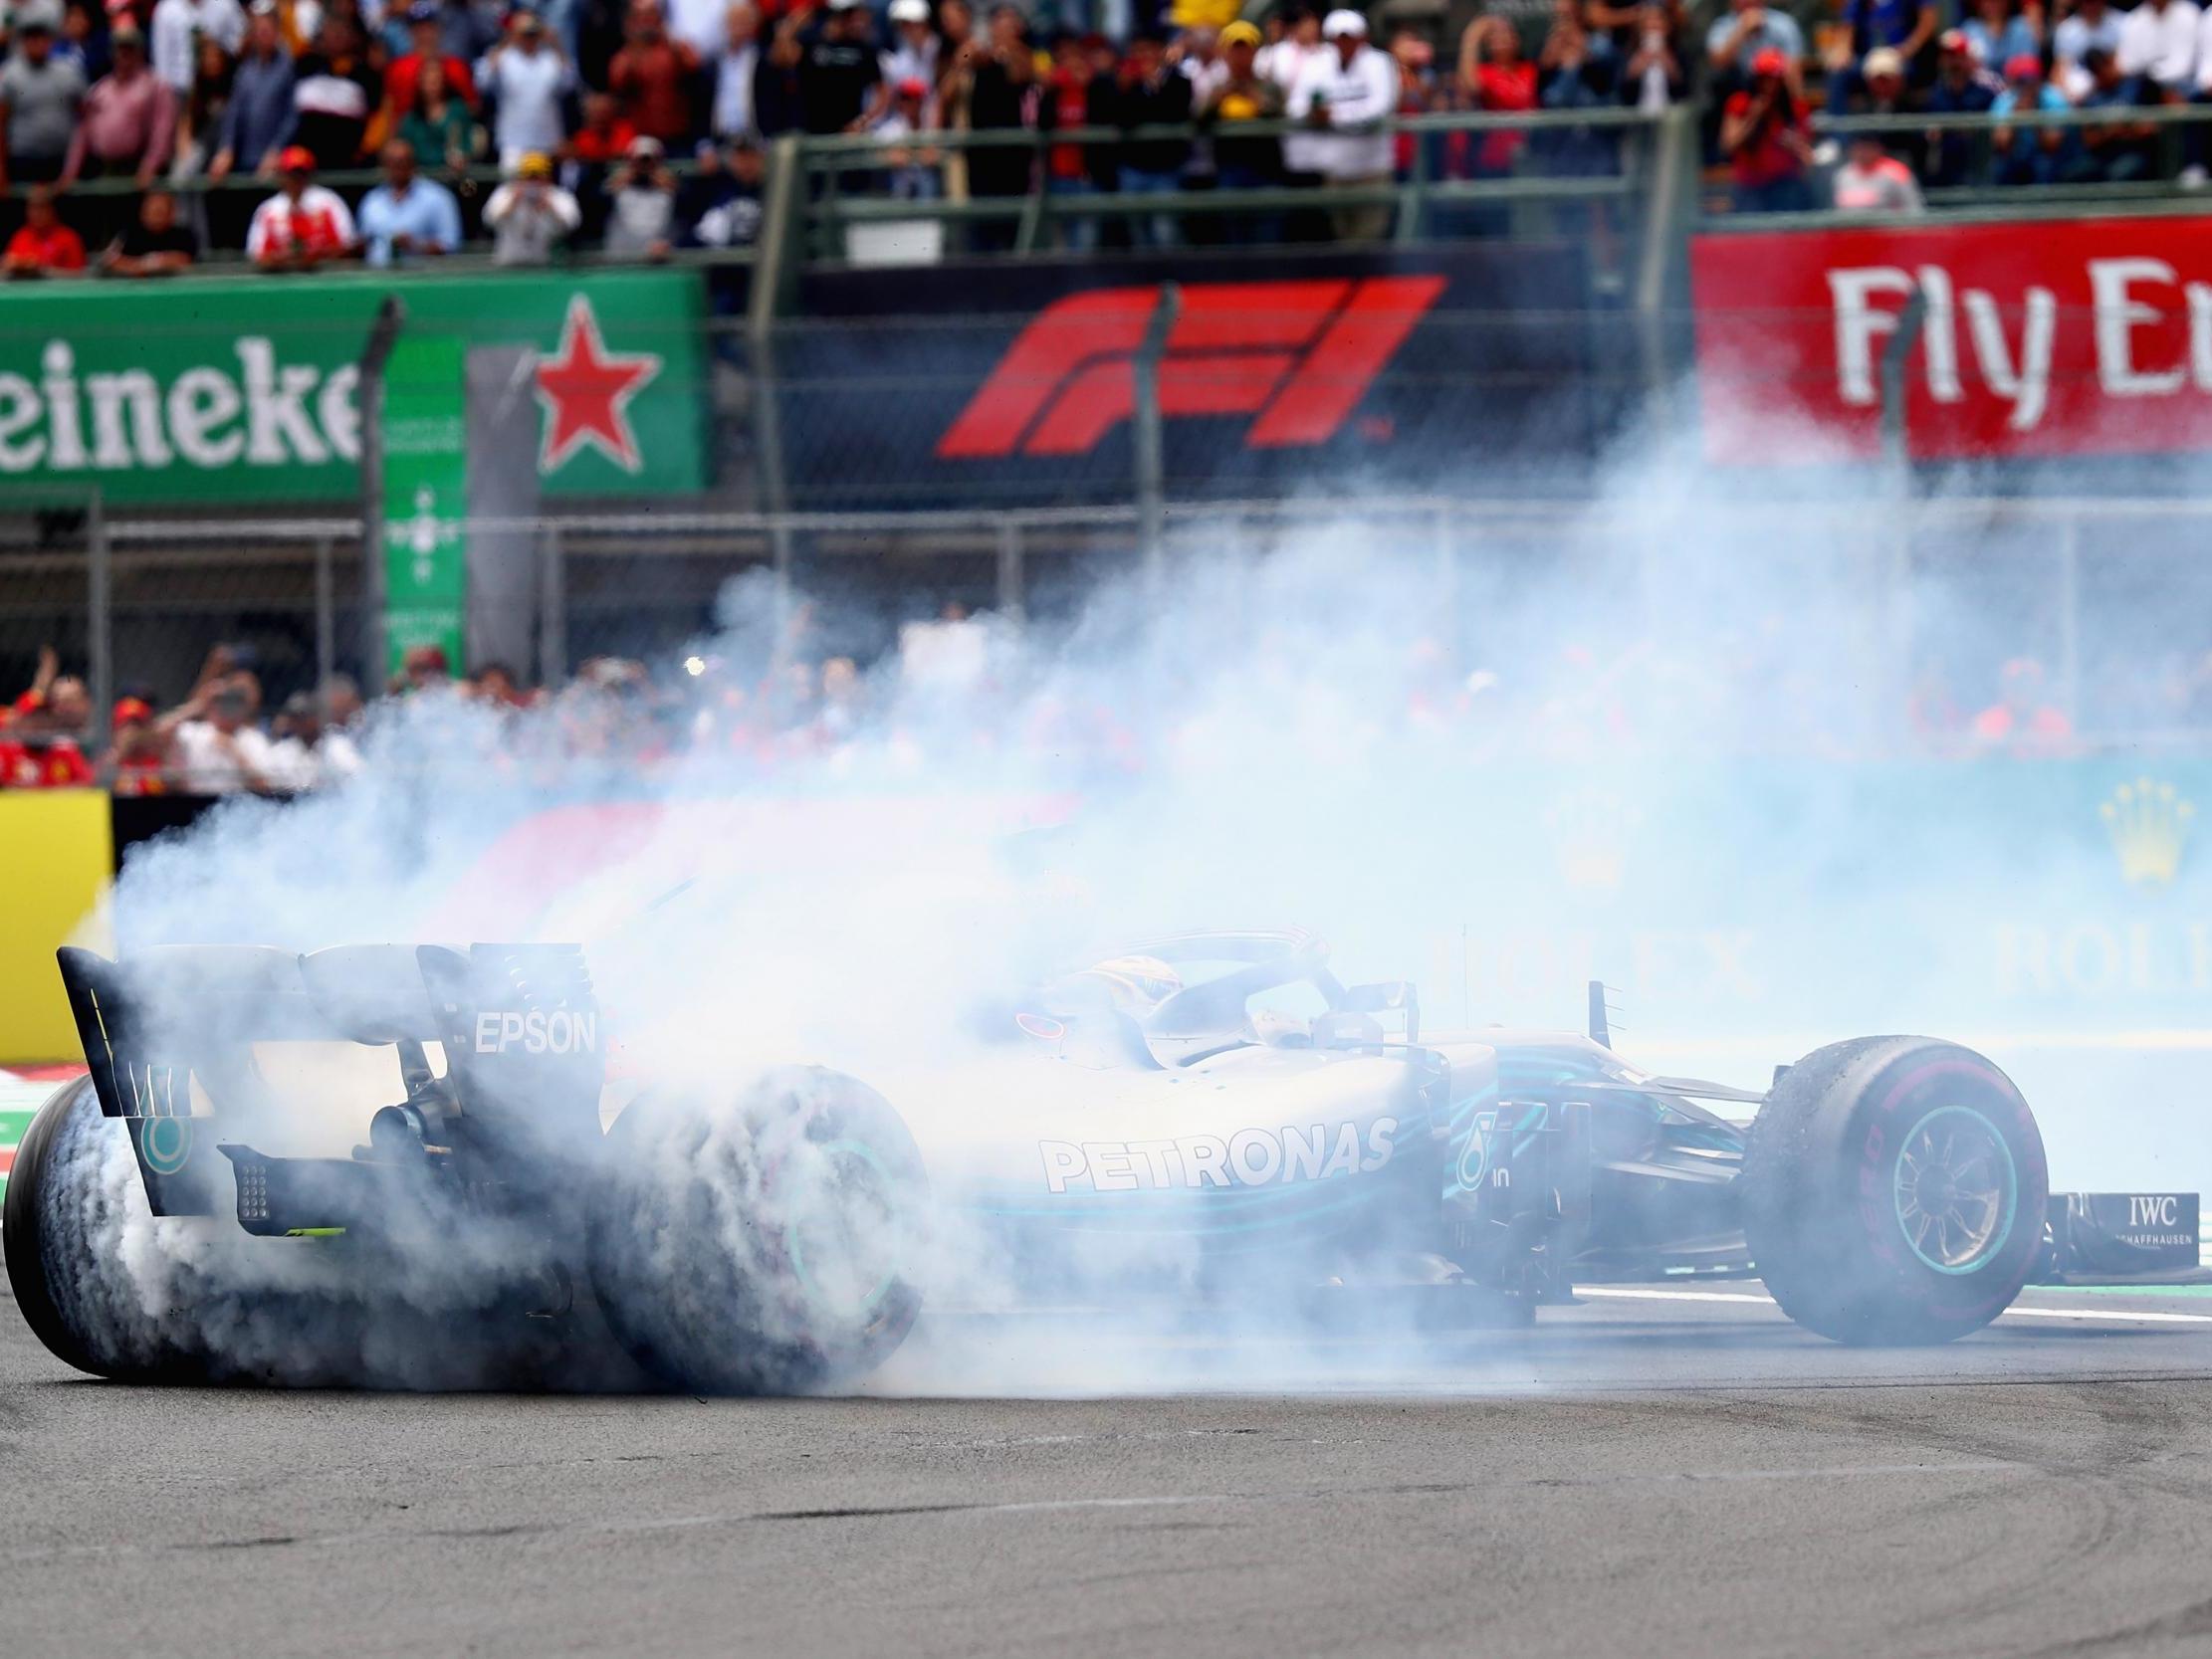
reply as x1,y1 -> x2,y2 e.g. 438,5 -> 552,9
588,1067 -> 928,1394
1743,1037 -> 2047,1346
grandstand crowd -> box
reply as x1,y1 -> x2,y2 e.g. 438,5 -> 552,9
0,617 -> 2149,794
0,0 -> 2207,270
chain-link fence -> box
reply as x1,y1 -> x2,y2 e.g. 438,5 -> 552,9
8,493 -> 2212,758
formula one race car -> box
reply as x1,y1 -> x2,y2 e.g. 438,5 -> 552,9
5,931 -> 2201,1391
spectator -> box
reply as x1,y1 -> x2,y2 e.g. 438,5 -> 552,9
209,3 -> 296,181
1706,0 -> 1804,91
951,4 -> 1035,249
62,23 -> 173,195
570,86 -> 638,160
1389,27 -> 1444,188
3,183 -> 87,274
676,132 -> 761,243
1829,0 -> 1937,90
1720,45 -> 1812,209
1037,33 -> 1108,250
1538,13 -> 1623,170
0,7 -> 88,193
2054,0 -> 2122,87
603,130 -> 674,257
1970,656 -> 2074,753
2117,0 -> 2199,100
174,32 -> 238,176
2079,45 -> 2157,178
1990,52 -> 2071,182
149,0 -> 244,94
290,16 -> 381,167
484,147 -> 581,259
610,0 -> 702,144
710,1 -> 759,142
102,182 -> 198,270
1458,14 -> 1536,230
246,143 -> 356,266
478,7 -> 570,167
1202,17 -> 1284,240
1287,9 -> 1397,242
1258,4 -> 1326,94
398,56 -> 484,172
1828,45 -> 1924,172
160,676 -> 275,793
1177,25 -> 1227,106
872,76 -> 940,195
2,662 -> 95,786
878,0 -> 934,97
102,697 -> 172,794
420,0 -> 499,67
1622,2 -> 1687,107
793,0 -> 879,134
265,692 -> 361,789
357,136 -> 461,262
1110,31 -> 1193,247
1832,129 -> 1924,206
386,0 -> 479,114
1923,27 -> 1999,185
1961,0 -> 2038,72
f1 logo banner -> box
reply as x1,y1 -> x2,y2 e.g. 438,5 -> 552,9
781,246 -> 1599,507
1692,218 -> 2212,464
936,279 -> 1444,459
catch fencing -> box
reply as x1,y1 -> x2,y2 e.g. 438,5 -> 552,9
4,493 -> 2209,754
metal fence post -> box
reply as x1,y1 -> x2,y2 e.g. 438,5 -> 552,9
87,488 -> 111,753
538,521 -> 567,687
1133,282 -> 1181,590
996,518 -> 1025,624
314,534 -> 335,696
357,297 -> 407,687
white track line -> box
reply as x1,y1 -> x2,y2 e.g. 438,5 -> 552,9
1576,1286 -> 2212,1326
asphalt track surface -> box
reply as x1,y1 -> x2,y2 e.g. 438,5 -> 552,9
11,1284 -> 2212,1658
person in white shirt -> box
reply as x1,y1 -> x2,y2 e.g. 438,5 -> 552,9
1831,132 -> 1923,210
150,0 -> 246,93
476,9 -> 572,168
264,693 -> 362,790
162,680 -> 276,794
2116,0 -> 2199,95
1285,8 -> 1398,239
879,0 -> 938,91
1258,4 -> 1327,94
713,1 -> 761,139
483,150 -> 581,262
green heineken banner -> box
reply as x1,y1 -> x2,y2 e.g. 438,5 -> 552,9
381,332 -> 467,677
0,269 -> 707,505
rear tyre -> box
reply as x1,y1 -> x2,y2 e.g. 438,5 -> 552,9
588,1066 -> 928,1394
1743,1036 -> 2047,1346
3,1078 -> 203,1381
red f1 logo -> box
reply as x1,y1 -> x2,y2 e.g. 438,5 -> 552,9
937,277 -> 1447,460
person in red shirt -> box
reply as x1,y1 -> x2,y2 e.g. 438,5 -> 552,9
1970,657 -> 2076,755
3,185 -> 87,278
608,0 -> 701,145
385,0 -> 480,115
246,146 -> 358,268
1720,46 -> 1812,211
1459,17 -> 1536,176
103,696 -> 172,792
569,90 -> 640,162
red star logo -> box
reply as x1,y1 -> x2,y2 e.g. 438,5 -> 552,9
533,295 -> 661,475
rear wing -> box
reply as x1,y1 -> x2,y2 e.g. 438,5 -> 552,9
57,943 -> 604,1218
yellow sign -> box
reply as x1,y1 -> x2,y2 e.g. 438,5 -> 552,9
2101,777 -> 2195,889
0,790 -> 111,1063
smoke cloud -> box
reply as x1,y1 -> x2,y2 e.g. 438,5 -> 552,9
31,411 -> 2206,1393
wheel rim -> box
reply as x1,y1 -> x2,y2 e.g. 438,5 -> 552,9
779,1139 -> 905,1322
1892,1105 -> 2017,1275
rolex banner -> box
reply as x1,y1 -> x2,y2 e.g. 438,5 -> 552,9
0,270 -> 708,506
381,332 -> 468,677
